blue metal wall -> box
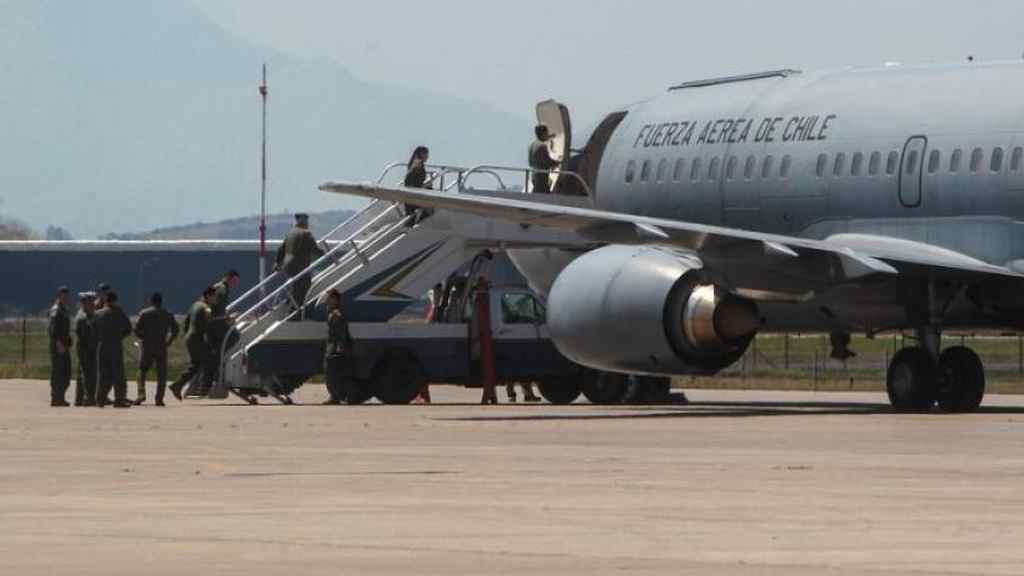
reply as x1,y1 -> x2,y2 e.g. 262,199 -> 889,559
0,248 -> 271,316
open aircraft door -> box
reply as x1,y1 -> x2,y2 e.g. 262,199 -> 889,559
535,100 -> 572,192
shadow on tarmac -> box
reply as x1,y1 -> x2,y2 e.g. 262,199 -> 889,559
434,400 -> 1024,422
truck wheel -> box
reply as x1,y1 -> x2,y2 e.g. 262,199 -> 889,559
581,371 -> 629,404
345,380 -> 374,405
373,351 -> 425,405
625,376 -> 672,404
537,379 -> 582,405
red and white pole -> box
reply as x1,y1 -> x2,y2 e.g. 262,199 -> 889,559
258,64 -> 269,290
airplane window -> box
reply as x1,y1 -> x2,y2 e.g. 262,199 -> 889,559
886,151 -> 899,175
625,160 -> 636,184
673,158 -> 686,181
833,153 -> 846,177
690,157 -> 702,181
708,157 -> 721,181
970,148 -> 983,173
950,149 -> 962,172
780,155 -> 792,178
851,152 -> 864,176
725,155 -> 738,181
868,152 -> 881,175
745,155 -> 756,180
1012,147 -> 1024,172
991,147 -> 1004,173
927,150 -> 941,174
641,160 -> 652,181
816,154 -> 828,177
656,158 -> 668,183
762,155 -> 774,179
904,150 -> 919,175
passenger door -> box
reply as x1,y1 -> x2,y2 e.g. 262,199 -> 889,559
899,136 -> 928,208
536,100 -> 572,191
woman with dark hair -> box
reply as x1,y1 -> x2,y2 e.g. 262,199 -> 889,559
402,145 -> 431,224
404,146 -> 430,188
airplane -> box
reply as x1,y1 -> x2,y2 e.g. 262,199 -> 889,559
322,59 -> 1024,413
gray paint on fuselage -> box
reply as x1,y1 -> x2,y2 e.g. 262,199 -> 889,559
596,61 -> 1024,268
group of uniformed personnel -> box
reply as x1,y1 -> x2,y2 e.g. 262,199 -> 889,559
47,270 -> 240,408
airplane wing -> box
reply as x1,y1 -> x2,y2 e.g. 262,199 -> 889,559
320,182 -> 1024,297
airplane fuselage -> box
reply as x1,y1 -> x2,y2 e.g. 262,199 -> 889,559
513,62 -> 1024,335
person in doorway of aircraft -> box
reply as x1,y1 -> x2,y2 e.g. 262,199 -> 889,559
529,124 -> 560,194
402,145 -> 432,225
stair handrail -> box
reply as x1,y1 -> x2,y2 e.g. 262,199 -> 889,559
219,207 -> 412,382
459,164 -> 592,197
234,203 -> 404,327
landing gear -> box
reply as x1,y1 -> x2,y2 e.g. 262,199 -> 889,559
886,339 -> 986,413
886,347 -> 938,412
937,346 -> 985,413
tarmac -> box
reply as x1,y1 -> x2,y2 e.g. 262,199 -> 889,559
1,380 -> 1023,576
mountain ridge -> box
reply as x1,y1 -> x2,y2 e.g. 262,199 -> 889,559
0,0 -> 526,238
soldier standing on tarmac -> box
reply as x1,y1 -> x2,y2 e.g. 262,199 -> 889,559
133,292 -> 179,406
323,289 -> 355,405
47,286 -> 72,407
275,214 -> 324,320
169,287 -> 216,402
73,292 -> 97,406
93,291 -> 133,408
95,283 -> 111,311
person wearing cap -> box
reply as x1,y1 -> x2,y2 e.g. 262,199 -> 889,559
47,286 -> 73,407
95,283 -> 111,311
133,292 -> 179,406
323,288 -> 355,405
275,213 -> 325,320
73,292 -> 98,406
170,286 -> 217,401
529,124 -> 560,194
93,290 -> 133,408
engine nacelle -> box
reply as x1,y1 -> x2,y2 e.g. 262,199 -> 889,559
547,245 -> 759,374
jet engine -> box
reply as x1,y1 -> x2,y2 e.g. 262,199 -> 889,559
547,245 -> 760,374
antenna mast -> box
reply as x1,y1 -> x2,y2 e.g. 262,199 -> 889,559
258,64 -> 269,287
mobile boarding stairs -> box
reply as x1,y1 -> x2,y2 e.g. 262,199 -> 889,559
209,162 -> 592,403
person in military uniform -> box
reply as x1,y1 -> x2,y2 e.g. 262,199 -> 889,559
93,291 -> 133,408
207,269 -> 240,386
323,289 -> 355,405
47,286 -> 72,407
73,292 -> 98,407
529,124 -> 560,194
169,287 -> 216,402
275,213 -> 325,320
133,292 -> 179,406
94,283 -> 111,311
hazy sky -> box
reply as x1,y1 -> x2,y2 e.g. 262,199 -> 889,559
194,0 -> 1024,123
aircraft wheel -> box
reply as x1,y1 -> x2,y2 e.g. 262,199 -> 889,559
581,371 -> 629,405
537,378 -> 582,405
373,351 -> 425,405
937,346 -> 985,413
886,347 -> 937,412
